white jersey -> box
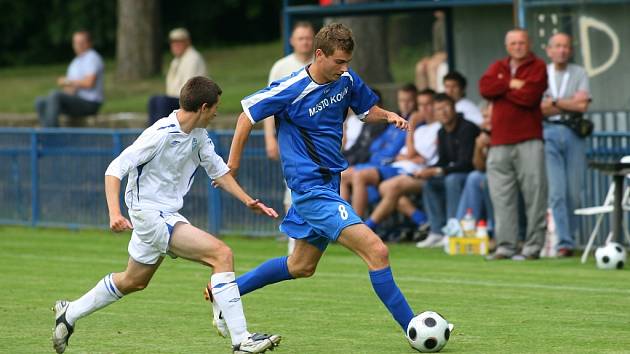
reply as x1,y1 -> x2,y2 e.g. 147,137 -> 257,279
105,111 -> 229,212
455,98 -> 483,126
391,121 -> 441,174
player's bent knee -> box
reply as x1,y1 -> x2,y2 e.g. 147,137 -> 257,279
288,260 -> 317,278
207,243 -> 233,269
366,237 -> 390,268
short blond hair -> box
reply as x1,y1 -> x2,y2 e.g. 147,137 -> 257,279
313,23 -> 354,56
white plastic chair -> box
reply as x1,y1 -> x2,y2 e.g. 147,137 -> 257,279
575,156 -> 630,264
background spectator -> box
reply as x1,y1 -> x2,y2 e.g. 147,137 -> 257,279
35,31 -> 104,127
416,93 -> 479,248
364,89 -> 439,233
343,89 -> 387,165
340,84 -> 414,201
541,33 -> 591,258
415,10 -> 447,91
147,28 -> 207,125
443,71 -> 483,126
479,28 -> 548,260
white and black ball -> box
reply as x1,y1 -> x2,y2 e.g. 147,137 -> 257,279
595,242 -> 627,270
406,311 -> 454,353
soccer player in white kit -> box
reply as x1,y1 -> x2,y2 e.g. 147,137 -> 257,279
51,77 -> 281,354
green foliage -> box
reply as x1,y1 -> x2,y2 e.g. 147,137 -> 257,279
2,226 -> 630,353
0,0 -> 282,67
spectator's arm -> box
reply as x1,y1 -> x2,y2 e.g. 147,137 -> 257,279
504,64 -> 548,108
60,74 -> 97,90
443,126 -> 479,174
472,133 -> 489,172
404,128 -> 418,159
556,91 -> 591,113
479,62 -> 510,99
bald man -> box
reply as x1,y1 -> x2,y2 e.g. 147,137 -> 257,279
479,29 -> 548,260
541,33 -> 591,258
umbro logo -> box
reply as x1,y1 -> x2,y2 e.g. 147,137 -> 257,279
170,140 -> 181,146
323,88 -> 331,94
228,298 -> 241,303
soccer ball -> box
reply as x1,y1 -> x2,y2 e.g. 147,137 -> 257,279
406,311 -> 454,352
595,242 -> 627,270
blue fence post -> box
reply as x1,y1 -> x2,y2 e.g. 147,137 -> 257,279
207,131 -> 222,235
30,132 -> 39,226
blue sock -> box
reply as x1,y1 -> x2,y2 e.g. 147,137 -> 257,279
411,210 -> 427,226
369,266 -> 414,331
365,218 -> 378,230
235,256 -> 294,296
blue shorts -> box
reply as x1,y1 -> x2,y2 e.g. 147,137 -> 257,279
377,165 -> 405,181
280,186 -> 362,252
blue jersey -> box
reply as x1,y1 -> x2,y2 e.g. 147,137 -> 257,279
241,67 -> 378,192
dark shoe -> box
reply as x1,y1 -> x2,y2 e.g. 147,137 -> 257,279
485,252 -> 511,261
557,248 -> 574,258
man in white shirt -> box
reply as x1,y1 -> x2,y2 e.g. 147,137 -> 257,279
443,71 -> 483,126
148,28 -> 208,125
52,77 -> 281,354
541,33 -> 591,258
35,31 -> 104,127
263,21 -> 314,254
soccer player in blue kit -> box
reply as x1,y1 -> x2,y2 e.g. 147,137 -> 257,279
208,23 -> 416,340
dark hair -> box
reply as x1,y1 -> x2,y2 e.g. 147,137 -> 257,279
443,71 -> 467,91
293,21 -> 315,33
398,83 -> 417,96
417,88 -> 436,98
313,23 -> 354,56
433,93 -> 455,107
179,76 -> 222,112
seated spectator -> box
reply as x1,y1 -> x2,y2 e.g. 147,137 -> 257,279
343,89 -> 385,158
363,89 -> 440,232
416,93 -> 480,248
415,10 -> 447,91
147,28 -> 207,125
454,102 -> 494,233
340,84 -> 415,201
35,30 -> 104,127
443,71 -> 483,126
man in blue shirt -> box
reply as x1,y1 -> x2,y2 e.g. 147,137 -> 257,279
219,23 -> 418,340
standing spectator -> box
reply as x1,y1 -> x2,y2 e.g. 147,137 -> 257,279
416,94 -> 479,248
263,21 -> 314,255
35,31 -> 104,127
147,28 -> 207,125
541,33 -> 591,258
479,29 -> 548,260
443,71 -> 483,126
415,10 -> 447,91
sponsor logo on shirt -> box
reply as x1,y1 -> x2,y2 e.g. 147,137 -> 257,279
308,86 -> 349,117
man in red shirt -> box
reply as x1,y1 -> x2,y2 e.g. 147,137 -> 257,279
479,29 -> 548,260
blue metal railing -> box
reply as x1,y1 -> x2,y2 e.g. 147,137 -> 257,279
1,126 -> 629,246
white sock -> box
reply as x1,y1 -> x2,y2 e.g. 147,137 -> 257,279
66,273 -> 123,325
211,272 -> 249,345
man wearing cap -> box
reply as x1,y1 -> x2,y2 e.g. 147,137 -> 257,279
147,28 -> 207,125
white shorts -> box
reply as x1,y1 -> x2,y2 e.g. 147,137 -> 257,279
127,209 -> 189,265
283,181 -> 292,209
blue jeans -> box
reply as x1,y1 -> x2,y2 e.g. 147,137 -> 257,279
544,123 -> 586,250
455,171 -> 494,233
423,173 -> 468,234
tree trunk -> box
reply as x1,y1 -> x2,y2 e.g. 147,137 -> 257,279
116,0 -> 161,80
330,0 -> 393,84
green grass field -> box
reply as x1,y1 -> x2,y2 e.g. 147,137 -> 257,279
0,41 -> 422,115
2,226 -> 629,354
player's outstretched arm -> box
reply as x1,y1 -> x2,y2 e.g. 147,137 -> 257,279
213,172 -> 279,218
363,105 -> 410,131
227,112 -> 254,178
104,175 -> 133,232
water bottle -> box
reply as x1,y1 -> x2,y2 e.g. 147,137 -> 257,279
461,208 -> 476,238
